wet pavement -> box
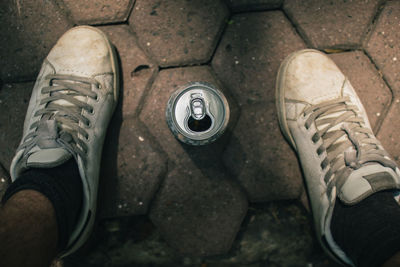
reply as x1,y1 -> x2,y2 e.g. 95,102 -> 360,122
1,0 -> 400,266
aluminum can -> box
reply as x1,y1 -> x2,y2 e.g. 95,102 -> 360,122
166,82 -> 230,146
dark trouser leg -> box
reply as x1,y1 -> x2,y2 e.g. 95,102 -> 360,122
0,159 -> 82,266
331,191 -> 400,267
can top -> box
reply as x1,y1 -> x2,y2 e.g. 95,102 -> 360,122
166,82 -> 230,145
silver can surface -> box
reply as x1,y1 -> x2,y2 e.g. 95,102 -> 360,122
166,82 -> 230,146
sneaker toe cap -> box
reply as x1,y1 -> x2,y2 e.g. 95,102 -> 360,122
47,26 -> 114,76
282,49 -> 345,105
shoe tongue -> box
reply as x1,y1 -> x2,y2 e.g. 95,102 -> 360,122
25,119 -> 73,168
338,163 -> 400,204
26,147 -> 72,168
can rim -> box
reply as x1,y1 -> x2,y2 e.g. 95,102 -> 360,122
166,81 -> 230,145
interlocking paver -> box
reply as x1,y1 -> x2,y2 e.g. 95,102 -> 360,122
0,0 -> 71,82
140,66 -> 246,256
225,0 -> 282,12
365,1 -> 400,166
0,82 -> 33,173
377,100 -> 400,165
98,25 -> 157,118
212,11 -> 306,106
223,103 -> 303,202
206,203 -> 316,266
329,51 -> 392,132
212,11 -> 305,202
150,165 -> 248,256
62,0 -> 134,25
99,117 -> 167,218
140,66 -> 238,163
66,202 -> 331,266
365,1 -> 400,96
2,0 -> 397,265
129,0 -> 229,67
284,0 -> 381,49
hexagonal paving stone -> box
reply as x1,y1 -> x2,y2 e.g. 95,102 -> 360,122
212,11 -> 306,107
329,51 -> 392,132
99,115 -> 167,218
140,66 -> 238,163
0,82 -> 33,173
223,103 -> 303,202
150,165 -> 248,256
206,202 -> 321,266
140,66 -> 247,256
377,99 -> 400,166
129,0 -> 229,67
225,0 -> 282,12
284,0 -> 381,49
61,0 -> 134,25
212,11 -> 305,202
64,202 -> 333,266
98,25 -> 157,118
0,0 -> 71,82
365,1 -> 400,96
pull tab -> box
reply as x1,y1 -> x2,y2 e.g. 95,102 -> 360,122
190,93 -> 206,120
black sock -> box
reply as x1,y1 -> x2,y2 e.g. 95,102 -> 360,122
331,191 -> 400,267
2,159 -> 83,251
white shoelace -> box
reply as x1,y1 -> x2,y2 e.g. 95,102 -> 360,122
303,96 -> 397,194
20,74 -> 100,160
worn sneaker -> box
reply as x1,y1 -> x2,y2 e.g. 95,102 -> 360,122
10,26 -> 119,256
275,49 -> 400,265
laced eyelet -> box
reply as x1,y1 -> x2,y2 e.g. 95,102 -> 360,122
320,158 -> 329,170
89,108 -> 94,114
94,94 -> 99,101
317,145 -> 324,156
312,133 -> 320,143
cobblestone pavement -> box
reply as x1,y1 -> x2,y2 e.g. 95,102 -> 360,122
1,0 -> 400,266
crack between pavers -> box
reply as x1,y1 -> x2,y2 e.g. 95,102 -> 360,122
230,6 -> 282,15
133,65 -> 159,118
118,118 -> 169,217
158,62 -> 210,70
281,6 -> 313,49
124,19 -> 166,75
114,23 -> 161,120
361,0 -> 387,49
223,0 -> 283,15
125,0 -> 136,24
204,7 -> 231,67
87,20 -> 128,27
362,49 -> 394,135
146,156 -> 171,218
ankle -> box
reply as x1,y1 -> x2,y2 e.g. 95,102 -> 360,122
0,190 -> 58,266
3,159 -> 83,251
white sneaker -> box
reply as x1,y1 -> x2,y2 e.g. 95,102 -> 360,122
10,26 -> 119,256
275,49 -> 400,265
